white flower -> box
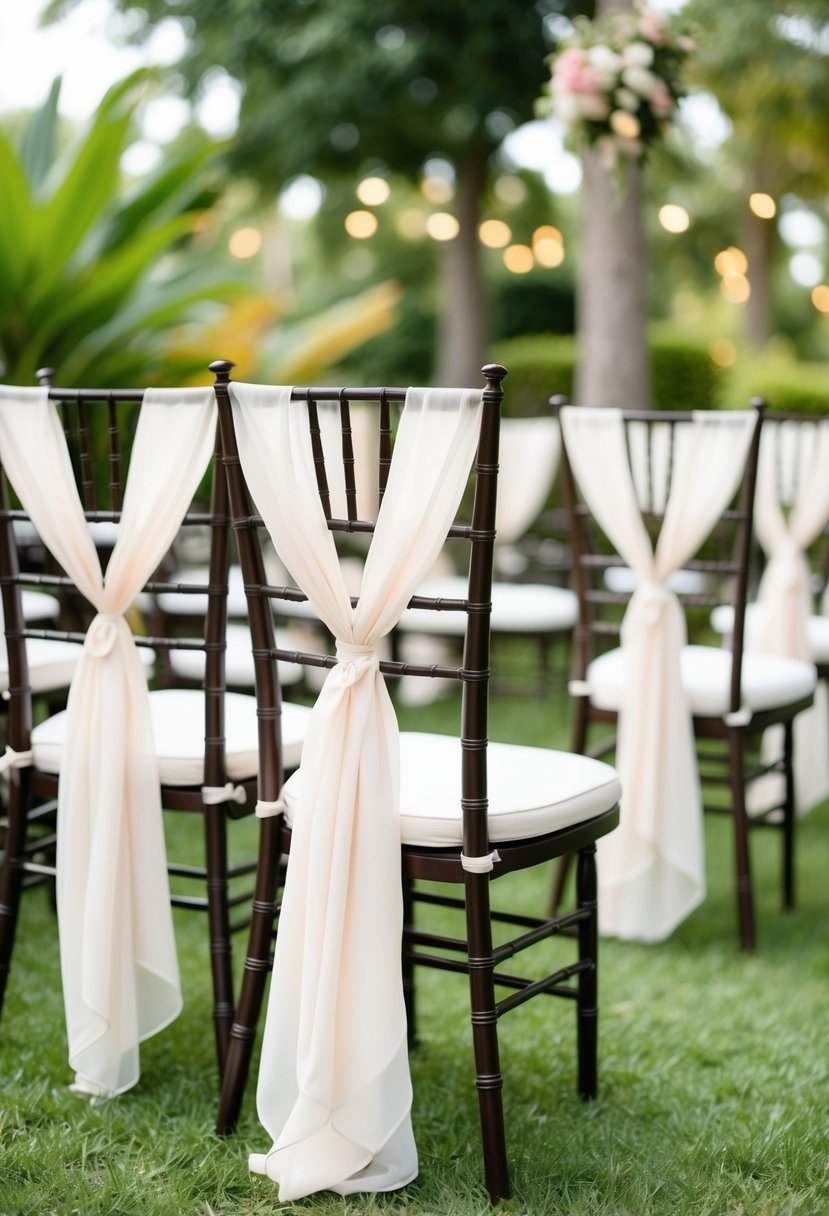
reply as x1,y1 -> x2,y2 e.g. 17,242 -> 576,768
622,65 -> 660,98
615,87 -> 640,112
587,43 -> 622,88
622,40 -> 655,68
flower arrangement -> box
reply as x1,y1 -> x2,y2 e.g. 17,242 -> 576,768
541,3 -> 694,168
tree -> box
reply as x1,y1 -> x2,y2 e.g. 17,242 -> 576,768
48,0 -> 581,384
0,72 -> 246,385
685,0 -> 829,346
0,72 -> 402,388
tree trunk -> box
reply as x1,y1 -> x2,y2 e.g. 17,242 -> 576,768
743,164 -> 774,348
575,148 -> 650,407
574,0 -> 650,408
434,146 -> 488,387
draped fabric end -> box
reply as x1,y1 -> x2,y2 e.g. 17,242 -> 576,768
230,382 -> 483,1198
0,385 -> 217,1096
561,407 -> 757,942
751,420 -> 829,814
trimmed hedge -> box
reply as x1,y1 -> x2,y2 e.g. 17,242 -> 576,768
720,356 -> 829,415
492,329 -> 719,416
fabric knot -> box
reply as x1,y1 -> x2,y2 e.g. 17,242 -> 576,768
202,783 -> 247,807
334,640 -> 378,687
85,613 -> 123,658
637,580 -> 672,626
0,745 -> 34,776
256,797 -> 286,819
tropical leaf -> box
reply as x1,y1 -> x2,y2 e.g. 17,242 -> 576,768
17,77 -> 62,195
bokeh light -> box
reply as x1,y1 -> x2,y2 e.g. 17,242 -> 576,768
709,338 -> 737,367
749,192 -> 776,219
503,244 -> 534,274
479,219 -> 512,248
714,246 -> 748,276
228,227 -> 262,258
659,204 -> 690,234
811,284 -> 829,313
425,212 -> 459,241
720,273 -> 751,303
344,210 -> 378,239
356,176 -> 390,206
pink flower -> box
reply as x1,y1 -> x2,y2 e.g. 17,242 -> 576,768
552,47 -> 603,98
650,82 -> 676,118
638,7 -> 668,46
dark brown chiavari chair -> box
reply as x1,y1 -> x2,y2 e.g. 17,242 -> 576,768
211,361 -> 621,1202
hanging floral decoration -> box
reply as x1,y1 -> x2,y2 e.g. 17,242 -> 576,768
540,4 -> 694,169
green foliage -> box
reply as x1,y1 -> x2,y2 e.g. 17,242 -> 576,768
721,353 -> 829,414
493,328 -> 719,414
0,73 -> 247,387
649,326 -> 723,411
491,273 -> 576,341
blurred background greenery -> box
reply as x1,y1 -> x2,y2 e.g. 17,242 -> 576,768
1,0 -> 829,408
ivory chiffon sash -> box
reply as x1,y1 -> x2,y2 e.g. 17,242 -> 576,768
229,383 -> 483,1199
750,421 -> 829,812
560,407 -> 756,942
0,385 -> 216,1095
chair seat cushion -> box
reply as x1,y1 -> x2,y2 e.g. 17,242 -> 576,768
0,639 -> 84,694
168,623 -> 303,687
711,603 -> 829,664
31,689 -> 312,785
281,731 -> 621,847
586,644 -> 817,717
397,575 -> 578,636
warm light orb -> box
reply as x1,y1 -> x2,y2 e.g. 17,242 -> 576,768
534,239 -> 565,268
503,244 -> 534,274
720,273 -> 751,304
228,227 -> 262,258
709,338 -> 737,368
425,212 -> 460,241
479,219 -> 512,248
344,210 -> 379,239
356,176 -> 390,205
715,246 -> 748,276
533,225 -> 563,246
811,284 -> 829,313
421,176 -> 454,204
749,192 -> 776,220
659,204 -> 690,234
494,175 -> 527,205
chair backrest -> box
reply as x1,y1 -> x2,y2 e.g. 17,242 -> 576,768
752,408 -> 829,605
0,382 -> 231,790
557,401 -> 764,716
212,362 -> 505,854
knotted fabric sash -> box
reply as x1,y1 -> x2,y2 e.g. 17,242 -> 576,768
229,383 -> 483,1200
0,385 -> 216,1095
560,407 -> 756,942
750,420 -> 829,812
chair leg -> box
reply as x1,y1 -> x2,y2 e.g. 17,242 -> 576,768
782,719 -> 796,909
401,871 -> 417,1050
203,804 -> 233,1077
464,872 -> 510,1204
575,843 -> 598,1099
216,816 -> 282,1136
728,728 -> 756,952
0,773 -> 30,1020
549,698 -> 590,916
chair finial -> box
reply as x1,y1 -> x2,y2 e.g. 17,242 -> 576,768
36,367 -> 55,387
209,360 -> 236,383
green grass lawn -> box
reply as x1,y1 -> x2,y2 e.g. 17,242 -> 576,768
2,657 -> 828,1216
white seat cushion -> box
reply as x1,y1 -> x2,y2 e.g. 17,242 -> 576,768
0,638 -> 153,695
31,689 -> 312,785
168,623 -> 303,687
603,566 -> 707,596
397,575 -> 577,637
281,731 -> 621,848
712,603 -> 829,664
586,644 -> 817,718
0,638 -> 84,694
